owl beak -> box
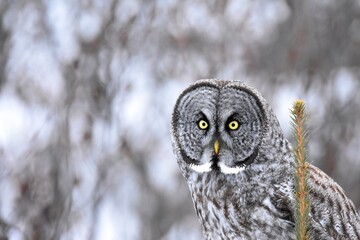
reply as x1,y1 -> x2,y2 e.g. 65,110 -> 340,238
213,140 -> 220,156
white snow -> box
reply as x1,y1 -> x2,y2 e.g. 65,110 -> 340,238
333,68 -> 356,105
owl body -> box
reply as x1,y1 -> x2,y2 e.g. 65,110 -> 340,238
171,79 -> 360,239
188,160 -> 295,240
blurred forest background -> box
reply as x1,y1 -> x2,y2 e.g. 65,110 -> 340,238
0,0 -> 360,239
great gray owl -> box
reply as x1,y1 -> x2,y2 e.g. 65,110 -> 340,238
171,79 -> 360,239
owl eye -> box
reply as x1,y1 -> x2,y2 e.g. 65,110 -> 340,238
228,120 -> 239,130
198,119 -> 209,130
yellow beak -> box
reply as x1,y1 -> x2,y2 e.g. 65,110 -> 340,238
213,140 -> 220,156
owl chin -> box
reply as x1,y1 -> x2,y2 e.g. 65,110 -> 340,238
189,161 -> 213,173
188,147 -> 259,174
217,147 -> 259,174
214,155 -> 248,174
217,161 -> 247,174
189,157 -> 246,174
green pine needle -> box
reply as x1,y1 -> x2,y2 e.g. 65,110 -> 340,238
291,100 -> 310,240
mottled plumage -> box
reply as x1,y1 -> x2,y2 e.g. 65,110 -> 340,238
171,79 -> 360,239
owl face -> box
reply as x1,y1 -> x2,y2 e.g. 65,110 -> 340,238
172,80 -> 267,174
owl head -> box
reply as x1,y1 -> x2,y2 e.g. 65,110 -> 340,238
171,79 -> 272,177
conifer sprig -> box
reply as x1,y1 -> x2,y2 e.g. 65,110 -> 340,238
291,100 -> 310,240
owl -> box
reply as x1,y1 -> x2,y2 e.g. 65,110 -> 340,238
171,79 -> 360,239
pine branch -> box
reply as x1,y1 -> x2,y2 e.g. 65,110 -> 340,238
291,100 -> 310,240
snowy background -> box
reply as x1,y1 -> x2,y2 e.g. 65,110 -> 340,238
0,0 -> 360,239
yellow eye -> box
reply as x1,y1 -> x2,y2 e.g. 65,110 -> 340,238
198,119 -> 209,130
228,120 -> 239,130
